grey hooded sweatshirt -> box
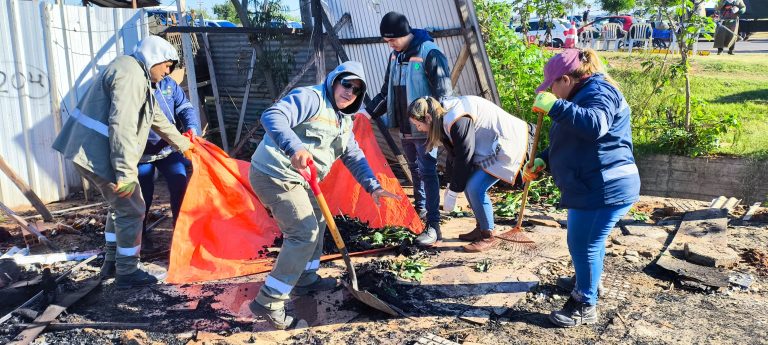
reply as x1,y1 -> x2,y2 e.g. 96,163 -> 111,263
251,61 -> 381,193
53,36 -> 191,185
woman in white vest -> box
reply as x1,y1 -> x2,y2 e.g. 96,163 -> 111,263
408,96 -> 531,252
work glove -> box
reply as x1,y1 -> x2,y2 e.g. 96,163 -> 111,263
443,187 -> 459,213
358,107 -> 372,120
182,144 -> 195,160
522,158 -> 546,183
113,181 -> 138,198
532,92 -> 558,114
371,188 -> 402,207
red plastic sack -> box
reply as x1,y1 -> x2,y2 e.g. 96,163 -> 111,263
167,117 -> 422,284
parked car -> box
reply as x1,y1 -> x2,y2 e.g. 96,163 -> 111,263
578,15 -> 634,37
512,18 -> 573,48
201,19 -> 238,28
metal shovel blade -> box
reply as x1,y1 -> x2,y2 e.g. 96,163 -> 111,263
342,280 -> 400,316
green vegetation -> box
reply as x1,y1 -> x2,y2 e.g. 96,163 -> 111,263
474,258 -> 493,273
495,176 -> 562,217
606,53 -> 768,157
476,0 -> 765,158
390,258 -> 430,282
362,226 -> 415,247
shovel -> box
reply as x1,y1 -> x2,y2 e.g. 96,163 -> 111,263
297,160 -> 400,316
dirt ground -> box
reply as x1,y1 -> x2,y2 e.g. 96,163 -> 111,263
1,180 -> 767,345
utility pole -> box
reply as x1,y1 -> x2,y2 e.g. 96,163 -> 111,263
176,0 -> 201,124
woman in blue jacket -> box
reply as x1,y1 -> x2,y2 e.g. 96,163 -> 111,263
525,49 -> 640,327
138,76 -> 201,249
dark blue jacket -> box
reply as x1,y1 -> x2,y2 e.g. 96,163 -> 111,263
143,76 -> 201,156
539,73 -> 640,209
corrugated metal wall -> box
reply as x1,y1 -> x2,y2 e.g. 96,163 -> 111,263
199,33 -> 338,152
0,1 -> 147,208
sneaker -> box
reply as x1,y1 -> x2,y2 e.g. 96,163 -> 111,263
458,227 -> 482,242
556,275 -> 605,297
415,224 -> 442,246
293,277 -> 339,296
100,260 -> 116,279
548,296 -> 598,328
462,230 -> 499,252
249,300 -> 295,330
115,268 -> 160,289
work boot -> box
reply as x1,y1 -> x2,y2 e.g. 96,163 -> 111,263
463,230 -> 499,252
556,275 -> 605,297
458,226 -> 482,242
249,300 -> 295,330
717,48 -> 723,55
293,277 -> 339,296
728,49 -> 735,55
115,268 -> 160,289
415,223 -> 442,246
548,296 -> 598,327
100,260 -> 116,279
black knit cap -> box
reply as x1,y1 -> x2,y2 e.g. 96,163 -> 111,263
380,11 -> 411,38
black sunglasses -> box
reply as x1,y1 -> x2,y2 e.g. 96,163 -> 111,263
340,79 -> 363,95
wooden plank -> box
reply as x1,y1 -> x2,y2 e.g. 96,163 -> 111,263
311,0 -> 325,84
19,322 -> 149,331
453,0 -> 500,104
0,154 -> 53,222
163,26 -> 305,35
743,202 -> 761,221
451,44 -> 470,87
0,201 -> 57,250
201,33 -> 229,151
338,28 -> 466,45
10,277 -> 101,345
233,47 -> 258,147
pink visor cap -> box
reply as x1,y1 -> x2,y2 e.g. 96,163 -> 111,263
535,49 -> 583,93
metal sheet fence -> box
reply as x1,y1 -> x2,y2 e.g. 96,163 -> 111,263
0,1 -> 147,208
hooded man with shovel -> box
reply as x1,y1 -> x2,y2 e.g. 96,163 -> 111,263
52,36 -> 194,289
248,61 -> 401,330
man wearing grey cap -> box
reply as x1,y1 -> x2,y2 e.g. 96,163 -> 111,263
362,11 -> 453,247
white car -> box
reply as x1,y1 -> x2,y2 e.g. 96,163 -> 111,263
512,18 -> 573,48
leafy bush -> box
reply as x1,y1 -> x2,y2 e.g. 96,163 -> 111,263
475,0 -> 554,147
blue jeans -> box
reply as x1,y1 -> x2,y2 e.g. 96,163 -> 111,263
137,152 -> 191,229
401,138 -> 440,224
567,203 -> 633,305
465,169 -> 499,231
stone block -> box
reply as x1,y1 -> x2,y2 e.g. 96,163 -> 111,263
621,224 -> 669,240
684,243 -> 740,268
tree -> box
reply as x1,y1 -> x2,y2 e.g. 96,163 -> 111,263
213,1 -> 240,24
600,0 -> 636,14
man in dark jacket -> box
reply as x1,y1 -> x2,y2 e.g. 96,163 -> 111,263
363,12 -> 453,246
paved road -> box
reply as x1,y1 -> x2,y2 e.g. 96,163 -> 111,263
697,38 -> 768,53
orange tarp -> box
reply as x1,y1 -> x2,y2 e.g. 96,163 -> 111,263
167,117 -> 423,284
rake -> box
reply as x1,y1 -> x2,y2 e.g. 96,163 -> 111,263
495,109 -> 546,251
